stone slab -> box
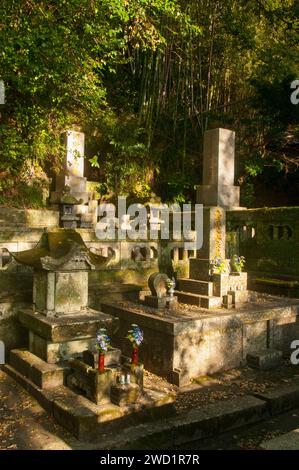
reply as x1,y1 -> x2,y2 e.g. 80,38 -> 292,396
246,349 -> 283,370
144,295 -> 167,309
29,331 -> 97,364
178,279 -> 213,296
110,383 -> 140,406
255,383 -> 299,415
10,348 -> 65,389
260,429 -> 299,450
99,395 -> 268,449
175,291 -> 222,309
83,348 -> 122,368
0,208 -> 59,228
18,308 -> 115,342
67,360 -> 114,405
202,128 -> 236,187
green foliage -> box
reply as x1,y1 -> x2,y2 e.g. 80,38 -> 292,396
231,255 -> 246,273
0,0 -> 298,206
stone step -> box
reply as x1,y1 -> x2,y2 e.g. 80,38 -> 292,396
10,349 -> 65,389
178,278 -> 213,296
246,349 -> 283,370
175,291 -> 222,309
189,259 -> 211,281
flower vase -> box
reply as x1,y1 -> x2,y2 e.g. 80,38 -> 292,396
98,352 -> 105,373
131,347 -> 138,365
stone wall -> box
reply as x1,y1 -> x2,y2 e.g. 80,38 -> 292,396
0,208 -> 195,352
227,207 -> 299,295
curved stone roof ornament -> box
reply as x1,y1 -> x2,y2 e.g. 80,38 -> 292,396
9,228 -> 108,271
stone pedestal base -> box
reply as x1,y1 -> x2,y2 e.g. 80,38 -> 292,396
67,358 -> 115,405
213,272 -> 248,297
83,348 -> 121,369
166,296 -> 178,310
19,308 -> 116,363
144,295 -> 167,309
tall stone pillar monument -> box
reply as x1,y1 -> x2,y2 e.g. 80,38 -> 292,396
176,128 -> 247,309
50,130 -> 98,227
51,130 -> 89,204
196,128 -> 240,209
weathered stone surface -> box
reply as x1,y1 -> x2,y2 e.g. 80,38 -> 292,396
53,393 -> 99,439
243,320 -> 268,358
19,309 -> 114,343
229,289 -> 248,305
101,299 -> 299,386
83,347 -> 121,368
197,184 -> 240,209
10,348 -> 65,388
148,272 -> 170,298
175,291 -> 222,309
260,429 -> 299,450
213,272 -> 247,297
0,208 -> 59,228
196,128 -> 240,209
110,383 -> 140,406
227,207 -> 299,283
178,279 -> 213,296
189,259 -> 212,281
4,362 -> 175,439
11,229 -> 109,314
255,384 -> 299,415
67,359 -> 115,405
246,349 -> 283,370
198,207 -> 226,261
54,271 -> 88,314
144,295 -> 167,309
104,395 -> 268,449
223,293 -> 233,309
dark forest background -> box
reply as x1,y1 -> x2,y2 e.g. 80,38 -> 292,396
0,0 -> 298,208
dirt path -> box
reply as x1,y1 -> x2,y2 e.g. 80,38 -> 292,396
0,369 -> 74,450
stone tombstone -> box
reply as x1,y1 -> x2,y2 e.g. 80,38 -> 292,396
51,130 -> 90,205
197,128 -> 240,209
144,272 -> 171,310
0,340 -> 4,364
66,130 -> 85,178
0,80 -> 4,105
148,272 -> 170,299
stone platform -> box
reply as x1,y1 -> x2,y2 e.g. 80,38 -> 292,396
101,294 -> 299,386
4,348 -> 175,440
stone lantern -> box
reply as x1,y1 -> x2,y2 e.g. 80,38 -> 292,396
11,228 -> 107,317
58,186 -> 82,229
9,229 -> 115,363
